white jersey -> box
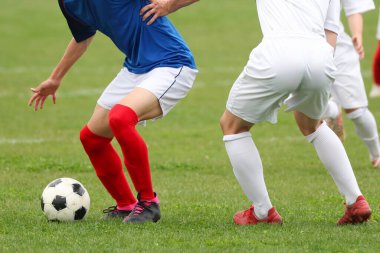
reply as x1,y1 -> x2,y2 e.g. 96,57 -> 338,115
339,0 -> 375,34
256,0 -> 340,38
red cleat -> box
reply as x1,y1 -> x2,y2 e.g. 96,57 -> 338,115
337,195 -> 372,225
233,205 -> 283,225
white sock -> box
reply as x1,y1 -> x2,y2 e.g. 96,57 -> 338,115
306,122 -> 361,205
223,132 -> 272,219
323,100 -> 340,119
347,108 -> 380,160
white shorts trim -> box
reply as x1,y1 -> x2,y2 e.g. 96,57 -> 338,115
97,66 -> 198,118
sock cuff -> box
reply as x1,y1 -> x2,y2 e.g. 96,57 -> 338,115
347,108 -> 366,120
305,121 -> 328,143
79,125 -> 112,142
223,132 -> 252,142
109,104 -> 138,126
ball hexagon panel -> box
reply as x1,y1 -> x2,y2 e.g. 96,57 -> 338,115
43,203 -> 59,221
66,192 -> 82,211
42,187 -> 58,204
56,208 -> 75,221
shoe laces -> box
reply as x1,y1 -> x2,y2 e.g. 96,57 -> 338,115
132,202 -> 152,216
103,206 -> 117,214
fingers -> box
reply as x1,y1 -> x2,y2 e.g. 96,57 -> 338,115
140,3 -> 155,15
34,96 -> 42,111
29,91 -> 56,111
147,14 -> 159,25
28,93 -> 39,106
142,8 -> 156,22
40,96 -> 47,109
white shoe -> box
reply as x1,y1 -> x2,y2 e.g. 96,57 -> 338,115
369,85 -> 380,98
372,157 -> 380,168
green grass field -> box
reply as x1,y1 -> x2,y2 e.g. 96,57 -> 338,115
2,0 -> 380,252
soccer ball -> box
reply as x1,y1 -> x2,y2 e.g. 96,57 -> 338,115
41,178 -> 90,221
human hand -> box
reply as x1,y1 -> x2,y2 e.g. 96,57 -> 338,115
352,35 -> 364,60
28,78 -> 60,111
140,0 -> 172,25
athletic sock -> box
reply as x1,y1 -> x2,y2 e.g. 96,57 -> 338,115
347,108 -> 380,160
109,104 -> 155,201
373,41 -> 380,86
306,122 -> 361,205
80,125 -> 136,207
223,132 -> 273,219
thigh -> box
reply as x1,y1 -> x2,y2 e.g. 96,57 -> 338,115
226,68 -> 290,124
118,87 -> 162,121
87,105 -> 113,138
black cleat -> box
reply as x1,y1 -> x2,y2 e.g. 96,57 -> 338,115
102,206 -> 132,219
123,193 -> 161,224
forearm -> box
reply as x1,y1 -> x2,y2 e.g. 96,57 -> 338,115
347,13 -> 363,39
49,36 -> 94,82
169,0 -> 199,13
325,29 -> 337,49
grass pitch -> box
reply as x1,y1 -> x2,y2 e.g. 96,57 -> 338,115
1,0 -> 380,252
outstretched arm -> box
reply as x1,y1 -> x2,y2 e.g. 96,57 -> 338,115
28,35 -> 94,111
347,13 -> 364,59
140,0 -> 199,25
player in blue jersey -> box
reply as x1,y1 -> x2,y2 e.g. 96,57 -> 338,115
29,0 -> 199,224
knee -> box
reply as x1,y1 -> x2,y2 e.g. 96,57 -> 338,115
109,104 -> 138,129
80,125 -> 110,152
346,107 -> 366,120
220,113 -> 251,135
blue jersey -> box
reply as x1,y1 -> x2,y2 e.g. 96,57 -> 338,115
58,0 -> 196,74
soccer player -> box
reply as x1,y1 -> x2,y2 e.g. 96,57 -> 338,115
220,0 -> 372,225
322,0 -> 380,168
28,0 -> 198,223
371,7 -> 380,98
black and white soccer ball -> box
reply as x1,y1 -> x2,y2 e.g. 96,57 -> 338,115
41,178 -> 90,222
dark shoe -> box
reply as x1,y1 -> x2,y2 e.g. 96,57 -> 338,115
102,206 -> 132,219
123,193 -> 161,224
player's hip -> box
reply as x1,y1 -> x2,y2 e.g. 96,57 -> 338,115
245,38 -> 336,88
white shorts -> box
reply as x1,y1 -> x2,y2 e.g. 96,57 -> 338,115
97,66 -> 198,117
226,36 -> 336,124
332,32 -> 368,109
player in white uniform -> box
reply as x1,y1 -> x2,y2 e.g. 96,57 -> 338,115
371,7 -> 380,97
323,0 -> 380,168
220,0 -> 372,225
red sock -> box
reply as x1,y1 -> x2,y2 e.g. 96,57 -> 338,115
373,41 -> 380,86
108,104 -> 155,200
80,125 -> 136,207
